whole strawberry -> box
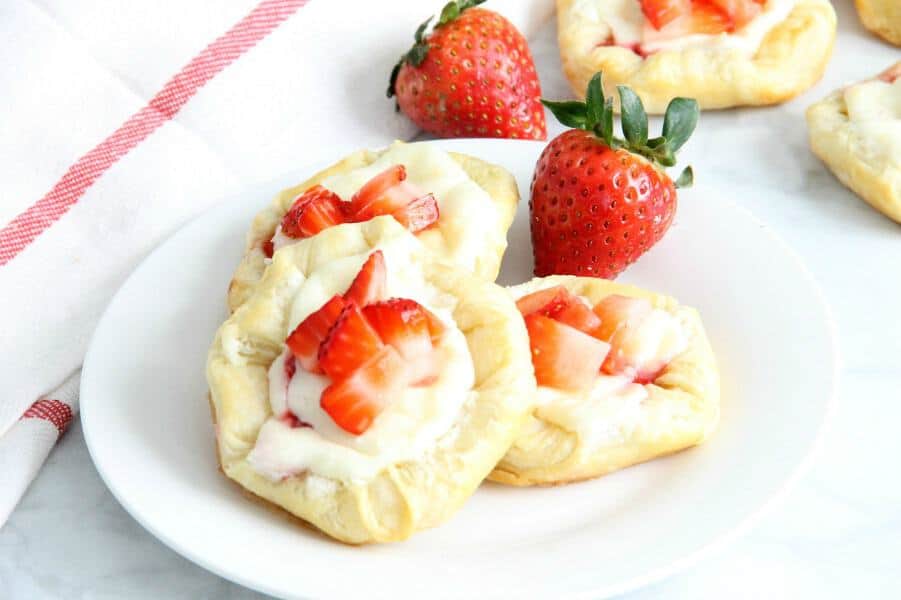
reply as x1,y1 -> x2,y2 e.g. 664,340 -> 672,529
530,72 -> 698,278
387,0 -> 546,140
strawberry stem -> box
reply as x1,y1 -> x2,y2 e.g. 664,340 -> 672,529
542,72 -> 699,185
387,0 -> 487,99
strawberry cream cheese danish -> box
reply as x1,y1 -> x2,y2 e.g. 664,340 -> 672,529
556,0 -> 836,112
490,276 -> 719,486
807,62 -> 901,224
207,218 -> 534,543
227,141 -> 518,311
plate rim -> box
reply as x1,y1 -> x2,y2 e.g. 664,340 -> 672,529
81,138 -> 841,600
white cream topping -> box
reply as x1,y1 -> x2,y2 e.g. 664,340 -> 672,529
248,237 -> 476,483
272,142 -> 501,274
843,78 -> 901,168
575,0 -> 796,56
535,376 -> 649,446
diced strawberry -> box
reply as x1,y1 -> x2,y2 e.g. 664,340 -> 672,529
262,239 -> 274,258
363,298 -> 440,384
318,302 -> 384,381
592,295 -> 653,343
643,0 -> 731,43
285,295 -> 346,372
344,250 -> 387,306
516,286 -> 570,317
294,191 -> 345,238
549,297 -> 602,334
706,0 -> 762,28
516,286 -> 602,335
320,346 -> 407,435
879,63 -> 901,84
393,193 -> 439,232
423,309 -> 447,343
347,165 -> 428,223
281,186 -> 344,238
524,314 -> 611,391
640,0 -> 691,30
594,297 -> 684,381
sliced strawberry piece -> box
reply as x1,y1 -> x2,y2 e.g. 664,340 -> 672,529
344,250 -> 387,307
524,314 -> 611,391
262,239 -> 274,258
347,165 -> 426,223
286,295 -> 346,372
549,297 -> 602,334
363,298 -> 440,384
320,346 -> 407,435
423,309 -> 447,343
592,295 -> 653,343
393,193 -> 439,232
706,0 -> 762,28
318,302 -> 384,381
294,191 -> 345,238
879,63 -> 901,84
516,286 -> 570,317
516,286 -> 602,335
643,0 -> 731,44
640,0 -> 691,30
281,186 -> 343,238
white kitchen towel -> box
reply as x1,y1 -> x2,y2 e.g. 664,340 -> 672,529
0,372 -> 80,525
0,0 -> 553,523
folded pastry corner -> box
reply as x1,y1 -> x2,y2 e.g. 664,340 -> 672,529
806,61 -> 901,224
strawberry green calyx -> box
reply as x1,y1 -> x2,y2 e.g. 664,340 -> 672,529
387,0 -> 487,99
542,72 -> 699,188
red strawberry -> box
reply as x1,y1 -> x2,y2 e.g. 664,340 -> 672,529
262,239 -> 274,258
392,193 -> 439,233
320,346 -> 407,435
387,0 -> 546,140
706,0 -> 765,28
523,314 -> 611,390
286,295 -> 347,372
592,294 -> 652,344
534,73 -> 697,278
363,298 -> 440,384
344,250 -> 387,307
281,186 -> 345,239
318,302 -> 385,382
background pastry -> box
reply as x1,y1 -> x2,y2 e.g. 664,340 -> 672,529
556,0 -> 836,112
806,62 -> 901,223
490,275 -> 720,486
207,217 -> 535,543
855,0 -> 901,47
227,141 -> 518,311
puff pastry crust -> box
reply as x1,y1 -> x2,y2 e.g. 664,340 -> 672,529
490,275 -> 720,486
806,67 -> 901,224
207,218 -> 535,543
856,0 -> 901,46
556,0 -> 836,113
227,145 -> 519,312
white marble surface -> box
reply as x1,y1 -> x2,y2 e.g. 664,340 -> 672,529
2,1 -> 900,597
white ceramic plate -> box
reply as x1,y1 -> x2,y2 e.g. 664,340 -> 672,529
82,139 -> 838,600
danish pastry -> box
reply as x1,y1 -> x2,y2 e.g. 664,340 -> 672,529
490,275 -> 720,486
806,62 -> 901,223
207,217 -> 535,543
227,141 -> 518,311
556,0 -> 836,112
855,0 -> 901,47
